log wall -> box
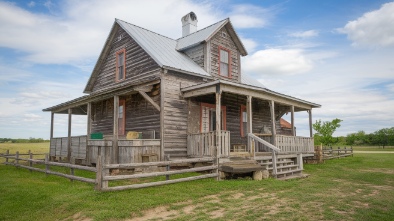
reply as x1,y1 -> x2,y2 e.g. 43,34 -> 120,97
91,25 -> 160,93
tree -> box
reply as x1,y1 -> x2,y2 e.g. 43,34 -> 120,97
313,118 -> 343,145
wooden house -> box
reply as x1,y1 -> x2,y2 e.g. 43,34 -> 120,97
43,12 -> 320,177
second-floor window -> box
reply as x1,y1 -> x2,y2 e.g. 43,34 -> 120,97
116,49 -> 126,81
219,47 -> 231,77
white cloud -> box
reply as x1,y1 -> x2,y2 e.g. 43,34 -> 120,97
339,2 -> 394,48
240,37 -> 258,53
387,83 -> 394,92
243,48 -> 313,75
28,1 -> 35,7
288,30 -> 318,38
228,4 -> 270,28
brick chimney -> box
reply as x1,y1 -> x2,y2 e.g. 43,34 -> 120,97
181,12 -> 198,37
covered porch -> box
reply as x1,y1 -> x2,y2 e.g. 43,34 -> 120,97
181,80 -> 319,159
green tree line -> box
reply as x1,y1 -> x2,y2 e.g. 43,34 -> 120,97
0,137 -> 49,143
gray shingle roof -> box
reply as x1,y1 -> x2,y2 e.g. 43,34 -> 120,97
176,19 -> 228,51
116,19 -> 210,77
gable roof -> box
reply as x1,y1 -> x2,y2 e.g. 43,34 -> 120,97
176,18 -> 247,56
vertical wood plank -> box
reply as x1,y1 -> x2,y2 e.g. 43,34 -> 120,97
45,154 -> 49,176
29,150 -> 32,172
308,109 -> 313,138
67,108 -> 72,163
15,151 -> 19,167
50,112 -> 54,155
160,73 -> 165,160
215,90 -> 221,158
270,100 -> 277,146
247,95 -> 252,155
291,105 -> 295,136
86,102 -> 92,165
5,149 -> 9,163
113,95 -> 119,164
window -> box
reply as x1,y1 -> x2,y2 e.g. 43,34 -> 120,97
118,100 -> 126,135
200,103 -> 226,133
116,49 -> 126,81
240,105 -> 247,137
219,46 -> 231,78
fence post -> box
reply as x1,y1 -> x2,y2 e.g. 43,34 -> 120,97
351,146 -> 353,157
101,146 -> 108,190
297,153 -> 303,170
338,147 -> 340,156
45,154 -> 49,176
344,147 -> 347,154
15,151 -> 19,168
95,154 -> 102,191
70,167 -> 74,183
5,149 -> 9,164
165,155 -> 170,181
29,150 -> 33,172
216,146 -> 220,181
272,150 -> 277,178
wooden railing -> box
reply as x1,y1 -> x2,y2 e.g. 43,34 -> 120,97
248,133 -> 280,177
275,135 -> 314,153
187,131 -> 230,158
50,136 -> 87,161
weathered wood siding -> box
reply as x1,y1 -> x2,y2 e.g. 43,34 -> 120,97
209,27 -> 240,82
183,44 -> 205,69
91,91 -> 160,138
91,25 -> 160,93
163,71 -> 205,157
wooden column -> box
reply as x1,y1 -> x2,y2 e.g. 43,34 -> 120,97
113,95 -> 119,164
50,112 -> 54,139
291,105 -> 295,136
215,86 -> 221,158
246,96 -> 253,154
269,100 -> 276,146
308,109 -> 313,138
67,108 -> 72,163
86,102 -> 92,164
160,73 -> 165,161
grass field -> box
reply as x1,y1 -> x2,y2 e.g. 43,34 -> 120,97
0,143 -> 393,221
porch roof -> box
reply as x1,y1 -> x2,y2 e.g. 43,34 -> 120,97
43,79 -> 160,114
181,80 -> 321,110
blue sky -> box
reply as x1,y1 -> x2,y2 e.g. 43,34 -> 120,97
0,0 -> 393,139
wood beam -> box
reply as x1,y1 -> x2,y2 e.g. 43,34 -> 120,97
67,108 -> 72,163
137,90 -> 160,112
269,100 -> 276,146
215,90 -> 221,157
86,102 -> 92,165
182,86 -> 216,98
308,109 -> 313,138
160,75 -> 165,160
113,95 -> 119,164
50,112 -> 54,139
291,105 -> 295,136
247,96 -> 252,134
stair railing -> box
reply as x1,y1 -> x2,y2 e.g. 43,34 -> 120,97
248,133 -> 280,178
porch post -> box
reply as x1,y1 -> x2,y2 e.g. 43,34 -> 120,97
86,102 -> 92,165
50,112 -> 54,140
215,85 -> 221,158
247,96 -> 253,154
113,95 -> 119,164
269,100 -> 276,146
308,109 -> 313,138
67,108 -> 72,163
291,105 -> 295,136
160,73 -> 165,161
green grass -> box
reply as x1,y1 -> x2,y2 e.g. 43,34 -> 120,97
351,145 -> 394,151
1,144 -> 394,220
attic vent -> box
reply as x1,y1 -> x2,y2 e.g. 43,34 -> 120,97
114,34 -> 124,43
222,31 -> 227,38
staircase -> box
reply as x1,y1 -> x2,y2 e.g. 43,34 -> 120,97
255,155 -> 307,180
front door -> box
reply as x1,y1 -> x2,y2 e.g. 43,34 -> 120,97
118,100 -> 125,135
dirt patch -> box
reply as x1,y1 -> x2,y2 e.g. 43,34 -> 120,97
64,212 -> 92,221
129,206 -> 178,221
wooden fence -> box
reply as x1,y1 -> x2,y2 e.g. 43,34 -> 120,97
275,135 -> 314,153
323,147 -> 353,159
1,148 -> 219,192
0,150 -> 96,183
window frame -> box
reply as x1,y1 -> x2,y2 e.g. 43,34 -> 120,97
240,105 -> 247,137
218,46 -> 232,78
115,49 -> 126,82
118,99 -> 126,136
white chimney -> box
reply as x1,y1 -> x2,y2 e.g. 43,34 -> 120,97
181,12 -> 198,37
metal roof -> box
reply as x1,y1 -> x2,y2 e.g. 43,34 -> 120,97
241,75 -> 266,88
176,19 -> 227,51
116,19 -> 210,77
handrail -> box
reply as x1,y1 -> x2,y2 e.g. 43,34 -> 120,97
248,133 -> 281,152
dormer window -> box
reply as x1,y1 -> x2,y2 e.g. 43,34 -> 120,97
116,49 -> 126,81
219,46 -> 231,78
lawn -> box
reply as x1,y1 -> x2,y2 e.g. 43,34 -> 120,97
0,144 -> 393,221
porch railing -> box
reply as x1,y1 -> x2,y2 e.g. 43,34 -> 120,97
187,131 -> 230,158
275,135 -> 314,153
50,135 -> 87,160
248,133 -> 280,177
